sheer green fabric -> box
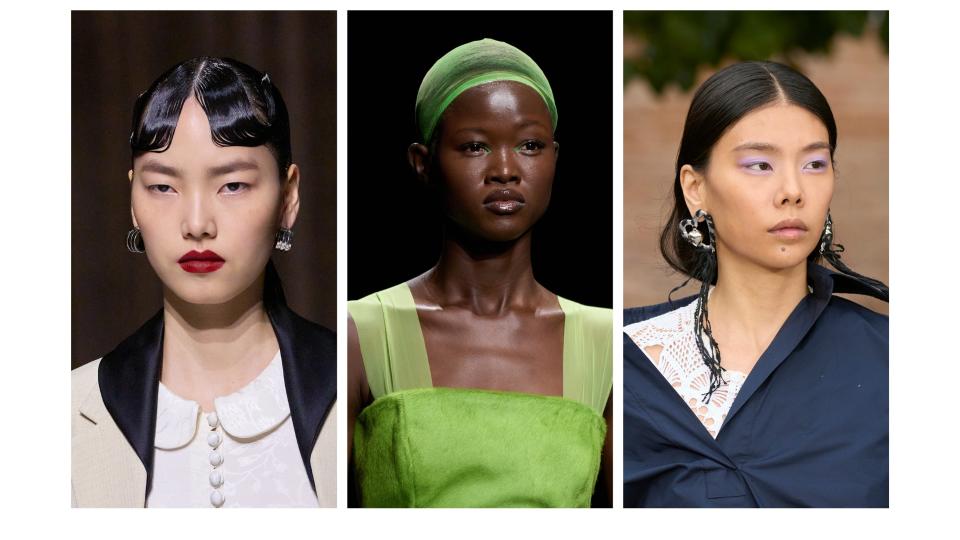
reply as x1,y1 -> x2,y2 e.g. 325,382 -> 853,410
347,283 -> 612,507
415,38 -> 558,143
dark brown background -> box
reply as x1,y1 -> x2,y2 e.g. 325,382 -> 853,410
72,11 -> 337,369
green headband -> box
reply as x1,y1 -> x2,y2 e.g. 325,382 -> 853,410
415,38 -> 558,143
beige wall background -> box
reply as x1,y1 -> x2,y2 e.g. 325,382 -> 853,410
624,31 -> 889,314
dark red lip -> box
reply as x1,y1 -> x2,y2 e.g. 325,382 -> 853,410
483,189 -> 526,215
178,250 -> 224,273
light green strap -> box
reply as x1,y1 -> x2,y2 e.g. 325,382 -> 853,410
347,284 -> 432,399
559,297 -> 613,416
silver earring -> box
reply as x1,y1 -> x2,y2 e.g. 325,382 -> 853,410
679,209 -> 715,252
126,227 -> 145,253
819,211 -> 834,255
275,227 -> 293,252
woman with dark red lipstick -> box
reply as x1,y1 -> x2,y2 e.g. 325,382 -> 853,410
346,39 -> 612,507
623,62 -> 889,507
71,57 -> 336,507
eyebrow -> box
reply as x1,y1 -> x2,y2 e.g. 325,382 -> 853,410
140,160 -> 182,177
451,119 -> 551,138
732,141 -> 831,153
208,160 -> 260,177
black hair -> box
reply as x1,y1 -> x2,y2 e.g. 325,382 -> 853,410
129,56 -> 292,176
659,61 -> 888,403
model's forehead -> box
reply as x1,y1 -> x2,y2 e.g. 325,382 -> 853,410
717,103 -> 829,152
442,81 -> 552,127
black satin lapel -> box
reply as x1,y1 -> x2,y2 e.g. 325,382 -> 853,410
97,309 -> 164,498
266,297 -> 337,492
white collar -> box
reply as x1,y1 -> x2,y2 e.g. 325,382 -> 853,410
154,351 -> 290,449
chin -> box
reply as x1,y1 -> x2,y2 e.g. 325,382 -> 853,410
167,283 -> 243,306
760,246 -> 814,271
477,223 -> 531,243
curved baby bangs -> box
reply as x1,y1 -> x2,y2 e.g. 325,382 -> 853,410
129,57 -> 292,174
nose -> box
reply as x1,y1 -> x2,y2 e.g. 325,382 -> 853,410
181,190 -> 217,241
775,169 -> 804,208
486,146 -> 521,184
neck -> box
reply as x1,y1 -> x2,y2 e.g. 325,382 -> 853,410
418,223 -> 544,315
709,252 -> 809,348
160,271 -> 279,411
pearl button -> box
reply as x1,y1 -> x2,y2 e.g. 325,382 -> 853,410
209,451 -> 223,467
210,490 -> 224,507
209,470 -> 223,488
207,432 -> 222,448
207,412 -> 219,428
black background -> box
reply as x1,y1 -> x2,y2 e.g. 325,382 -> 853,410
347,11 -> 613,307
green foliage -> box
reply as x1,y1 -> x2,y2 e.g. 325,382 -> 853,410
624,11 -> 888,92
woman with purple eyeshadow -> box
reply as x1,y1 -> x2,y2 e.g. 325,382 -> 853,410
622,62 -> 888,507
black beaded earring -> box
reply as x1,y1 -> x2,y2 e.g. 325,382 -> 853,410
818,211 -> 889,301
676,209 -> 726,403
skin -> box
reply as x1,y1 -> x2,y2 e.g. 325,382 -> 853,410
347,80 -> 613,504
130,96 -> 301,411
652,102 -> 834,381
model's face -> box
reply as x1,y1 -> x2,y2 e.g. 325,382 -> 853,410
131,97 -> 293,305
684,103 -> 834,272
430,81 -> 557,243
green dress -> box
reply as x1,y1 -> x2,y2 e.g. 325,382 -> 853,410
348,283 -> 612,508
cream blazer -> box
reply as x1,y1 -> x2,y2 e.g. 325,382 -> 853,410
71,358 -> 337,507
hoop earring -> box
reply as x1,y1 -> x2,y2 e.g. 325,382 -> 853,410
275,227 -> 293,252
126,228 -> 145,254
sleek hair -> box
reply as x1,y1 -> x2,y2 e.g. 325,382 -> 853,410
129,56 -> 292,176
660,61 -> 837,283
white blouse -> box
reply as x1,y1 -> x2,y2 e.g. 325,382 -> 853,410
624,300 -> 747,438
147,351 -> 319,508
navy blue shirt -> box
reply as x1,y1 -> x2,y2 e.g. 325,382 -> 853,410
623,264 -> 888,507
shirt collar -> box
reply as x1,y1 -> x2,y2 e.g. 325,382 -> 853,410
154,351 -> 289,449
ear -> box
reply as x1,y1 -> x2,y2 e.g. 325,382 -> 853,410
280,164 -> 301,229
679,164 -> 707,216
553,141 -> 559,163
407,143 -> 431,185
128,169 -> 140,228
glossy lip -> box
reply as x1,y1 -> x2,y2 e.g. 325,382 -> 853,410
483,188 -> 526,215
178,250 -> 225,273
768,218 -> 809,240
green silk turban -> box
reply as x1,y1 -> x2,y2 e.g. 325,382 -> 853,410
414,38 -> 558,143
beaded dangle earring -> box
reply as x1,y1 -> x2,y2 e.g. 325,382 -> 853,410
678,209 -> 726,403
818,211 -> 889,301
275,227 -> 293,252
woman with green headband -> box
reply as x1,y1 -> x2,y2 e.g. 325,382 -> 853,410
347,39 -> 612,508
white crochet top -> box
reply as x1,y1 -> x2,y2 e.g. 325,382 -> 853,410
624,300 -> 747,438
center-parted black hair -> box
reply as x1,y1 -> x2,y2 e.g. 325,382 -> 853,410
129,56 -> 292,176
